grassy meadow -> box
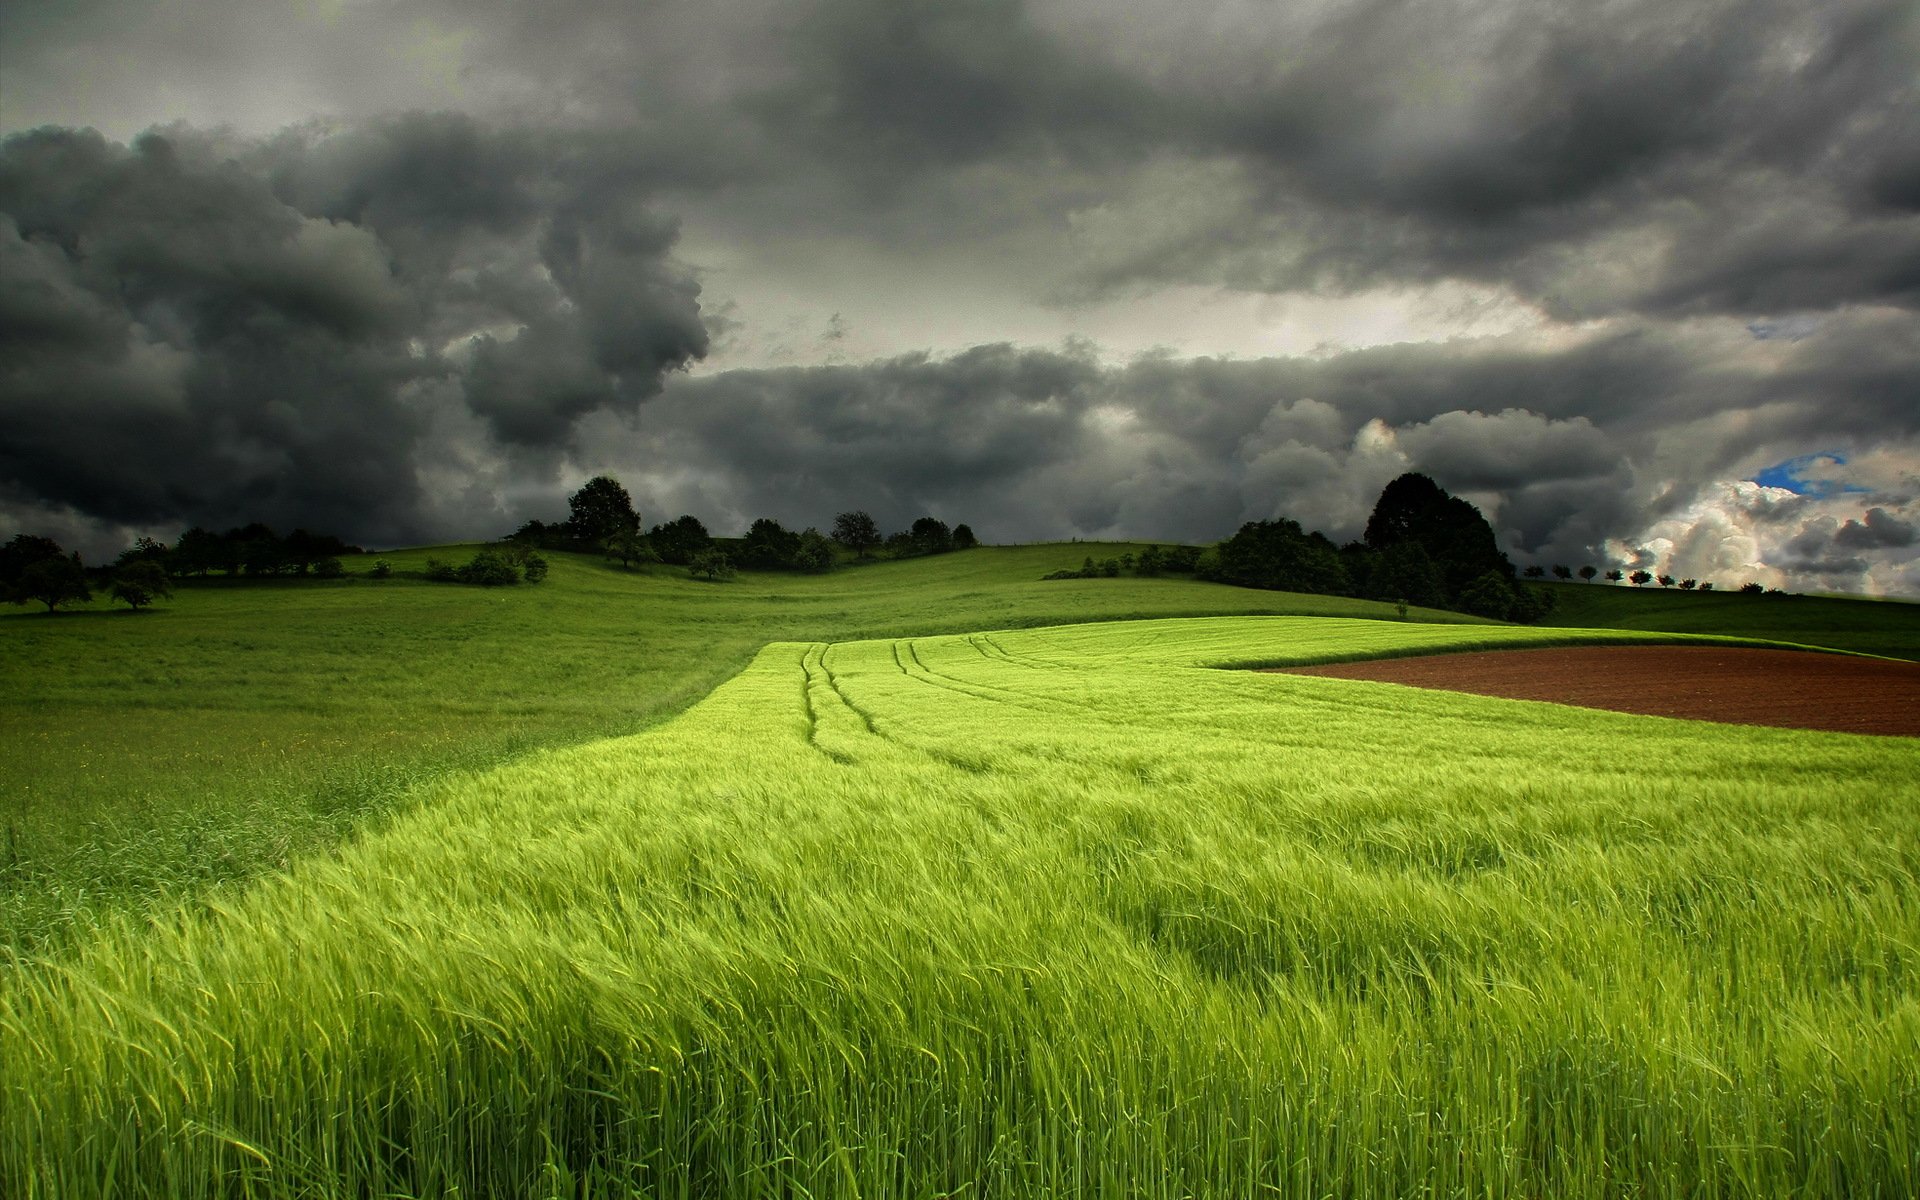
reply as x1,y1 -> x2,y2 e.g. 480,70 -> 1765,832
5,548 -> 1918,1195
5,614 -> 1916,1196
1,545 -> 1474,951
1537,579 -> 1920,661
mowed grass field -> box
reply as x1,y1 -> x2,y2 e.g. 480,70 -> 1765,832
1,546 -> 1475,951
4,615 -> 1916,1196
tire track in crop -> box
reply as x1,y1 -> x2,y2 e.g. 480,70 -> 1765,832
819,644 -> 884,739
896,639 -> 1070,716
974,632 -> 1097,673
797,645 -> 852,763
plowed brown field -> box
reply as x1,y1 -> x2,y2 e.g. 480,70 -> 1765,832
1277,645 -> 1920,736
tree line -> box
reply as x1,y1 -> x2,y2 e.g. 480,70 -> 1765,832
511,476 -> 980,579
2,470 -> 1792,616
1188,473 -> 1550,622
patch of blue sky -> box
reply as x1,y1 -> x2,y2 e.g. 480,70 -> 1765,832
1751,452 -> 1870,496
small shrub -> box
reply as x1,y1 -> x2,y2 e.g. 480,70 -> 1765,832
370,560 -> 393,579
424,558 -> 458,583
313,558 -> 345,579
522,555 -> 549,584
456,550 -> 520,587
689,550 -> 735,582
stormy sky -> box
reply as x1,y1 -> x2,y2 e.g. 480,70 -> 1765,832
4,0 -> 1917,594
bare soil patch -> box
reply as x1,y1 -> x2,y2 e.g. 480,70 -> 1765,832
1276,645 -> 1920,737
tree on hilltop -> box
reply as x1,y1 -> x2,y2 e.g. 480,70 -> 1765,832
742,518 -> 801,569
648,515 -> 712,565
908,517 -> 953,556
566,476 -> 639,544
831,511 -> 882,559
1363,473 -> 1515,597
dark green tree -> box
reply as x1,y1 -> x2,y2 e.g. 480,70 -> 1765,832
908,517 -> 952,556
688,550 -> 735,581
1578,565 -> 1598,582
605,529 -> 657,569
284,529 -> 354,574
1,534 -> 64,591
648,515 -> 712,565
110,560 -> 173,612
170,527 -> 222,576
566,475 -> 639,544
1365,541 -> 1447,610
951,523 -> 978,550
1212,519 -> 1349,595
14,554 -> 91,613
1458,571 -> 1520,620
1363,473 -> 1514,598
742,518 -> 801,569
830,511 -> 883,559
793,528 -> 837,573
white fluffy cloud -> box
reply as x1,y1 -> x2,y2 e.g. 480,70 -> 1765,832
1619,480 -> 1920,596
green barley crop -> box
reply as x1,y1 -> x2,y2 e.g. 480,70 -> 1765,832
4,616 -> 1915,1196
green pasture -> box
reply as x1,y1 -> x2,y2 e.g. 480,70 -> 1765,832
1,545 -> 1473,950
1537,580 -> 1920,660
5,616 -> 1915,1196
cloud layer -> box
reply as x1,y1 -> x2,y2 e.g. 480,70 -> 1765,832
2,1 -> 1917,594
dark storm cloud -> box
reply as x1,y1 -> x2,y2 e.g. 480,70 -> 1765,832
1834,508 -> 1917,550
4,1 -> 1917,594
611,311 -> 1916,586
7,0 -> 1917,320
0,120 -> 707,541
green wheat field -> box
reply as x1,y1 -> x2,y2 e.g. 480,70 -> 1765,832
4,548 -> 1917,1197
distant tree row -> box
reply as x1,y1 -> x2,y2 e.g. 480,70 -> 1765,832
1042,545 -> 1205,580
511,476 -> 979,581
1195,473 -> 1554,623
163,525 -> 362,578
1523,562 -> 1783,594
1522,564 -> 1601,582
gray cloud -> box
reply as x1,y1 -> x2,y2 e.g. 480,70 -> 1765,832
1834,507 -> 1917,550
1,120 -> 707,540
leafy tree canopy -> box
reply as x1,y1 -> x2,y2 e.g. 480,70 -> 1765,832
1363,472 -> 1515,596
831,511 -> 882,557
742,518 -> 801,569
110,560 -> 173,612
648,515 -> 712,565
1209,519 -> 1350,596
12,554 -> 91,613
566,475 -> 639,544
